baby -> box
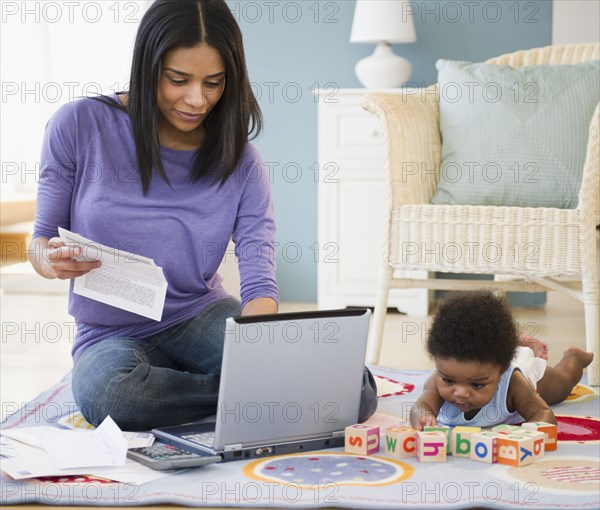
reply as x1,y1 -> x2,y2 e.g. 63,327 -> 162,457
410,291 -> 593,429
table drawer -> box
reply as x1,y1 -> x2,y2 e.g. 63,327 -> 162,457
319,100 -> 385,164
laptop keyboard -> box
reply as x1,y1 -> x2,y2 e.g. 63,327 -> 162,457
182,431 -> 215,447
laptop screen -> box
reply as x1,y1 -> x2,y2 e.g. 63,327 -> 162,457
214,308 -> 371,449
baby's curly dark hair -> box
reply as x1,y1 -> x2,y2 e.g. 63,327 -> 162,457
426,291 -> 518,371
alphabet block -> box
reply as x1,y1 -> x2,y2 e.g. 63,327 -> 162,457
384,427 -> 417,458
345,424 -> 380,455
424,425 -> 452,453
416,431 -> 447,462
470,431 -> 503,463
497,434 -> 535,467
451,426 -> 482,458
511,429 -> 545,459
491,424 -> 522,434
521,421 -> 557,451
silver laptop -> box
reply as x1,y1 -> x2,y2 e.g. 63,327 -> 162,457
152,308 -> 371,462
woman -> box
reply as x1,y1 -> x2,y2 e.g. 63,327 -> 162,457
30,0 -> 278,430
30,0 -> 378,431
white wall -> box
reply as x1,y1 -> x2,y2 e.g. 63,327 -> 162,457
552,0 -> 600,44
1,1 -> 150,198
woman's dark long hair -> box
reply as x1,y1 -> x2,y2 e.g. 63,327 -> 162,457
107,0 -> 262,194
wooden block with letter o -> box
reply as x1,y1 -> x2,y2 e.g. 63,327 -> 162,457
470,431 -> 503,463
345,424 -> 380,455
522,421 -> 557,451
416,431 -> 447,462
384,426 -> 417,458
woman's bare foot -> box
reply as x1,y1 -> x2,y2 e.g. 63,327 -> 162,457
564,346 -> 594,368
519,335 -> 549,360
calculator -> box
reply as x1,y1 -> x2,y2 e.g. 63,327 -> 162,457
127,442 -> 221,470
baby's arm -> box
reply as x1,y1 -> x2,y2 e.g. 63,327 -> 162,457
409,372 -> 444,430
507,370 -> 557,425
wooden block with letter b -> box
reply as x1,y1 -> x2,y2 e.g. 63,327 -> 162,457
384,426 -> 417,458
416,431 -> 447,462
522,421 -> 557,451
497,434 -> 536,467
451,426 -> 482,458
345,424 -> 380,455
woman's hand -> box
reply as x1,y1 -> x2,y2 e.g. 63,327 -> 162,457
29,237 -> 101,280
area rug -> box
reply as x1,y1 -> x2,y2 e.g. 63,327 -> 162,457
1,366 -> 598,509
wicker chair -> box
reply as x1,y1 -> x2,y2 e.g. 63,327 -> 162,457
363,43 -> 600,385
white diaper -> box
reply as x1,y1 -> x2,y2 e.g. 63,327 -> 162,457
512,345 -> 547,388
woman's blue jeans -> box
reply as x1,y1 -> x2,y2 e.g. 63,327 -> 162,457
72,298 -> 378,431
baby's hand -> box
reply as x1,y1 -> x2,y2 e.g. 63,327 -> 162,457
409,404 -> 438,430
416,413 -> 438,430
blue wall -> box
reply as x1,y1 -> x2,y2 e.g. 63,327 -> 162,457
227,0 -> 552,302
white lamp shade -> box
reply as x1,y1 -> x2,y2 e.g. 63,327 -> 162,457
350,0 -> 416,44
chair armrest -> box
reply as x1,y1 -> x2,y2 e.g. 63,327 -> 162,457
363,88 -> 441,205
579,103 -> 600,227
486,43 -> 600,67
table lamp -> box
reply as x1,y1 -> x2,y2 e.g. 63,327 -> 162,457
350,0 -> 417,89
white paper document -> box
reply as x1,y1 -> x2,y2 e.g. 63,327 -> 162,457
123,432 -> 155,449
47,416 -> 128,469
1,416 -> 127,470
0,435 -> 18,459
1,455 -> 169,485
1,426 -> 153,451
58,228 -> 167,321
0,417 -> 168,484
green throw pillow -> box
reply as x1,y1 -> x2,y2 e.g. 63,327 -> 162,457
431,59 -> 600,208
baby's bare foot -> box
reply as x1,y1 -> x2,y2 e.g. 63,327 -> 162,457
564,346 -> 594,368
519,335 -> 549,360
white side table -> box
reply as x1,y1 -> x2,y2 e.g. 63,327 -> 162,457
315,88 -> 429,315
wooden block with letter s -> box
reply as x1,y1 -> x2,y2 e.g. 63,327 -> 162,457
345,424 -> 380,455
